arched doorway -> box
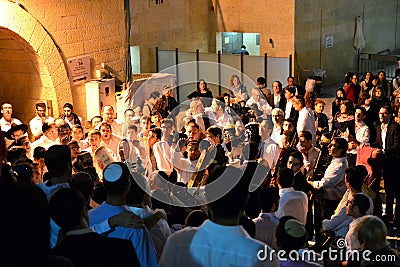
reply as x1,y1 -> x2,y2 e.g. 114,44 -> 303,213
0,0 -> 72,124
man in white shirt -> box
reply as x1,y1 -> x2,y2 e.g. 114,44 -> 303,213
345,193 -> 371,250
253,187 -> 280,250
266,81 -> 282,109
99,122 -> 121,156
275,167 -> 308,224
30,102 -> 54,140
153,120 -> 174,175
270,108 -> 284,144
259,119 -> 280,172
347,106 -> 370,167
31,122 -> 58,150
281,87 -> 298,123
160,166 -> 279,267
322,167 -> 373,238
83,130 -> 102,157
246,88 -> 273,117
171,139 -> 200,184
0,102 -> 22,132
297,130 -> 320,179
147,127 -> 162,173
308,137 -> 349,235
206,97 -> 234,129
292,95 -> 316,144
102,105 -> 123,137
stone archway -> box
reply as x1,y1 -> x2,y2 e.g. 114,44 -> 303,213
0,0 -> 72,122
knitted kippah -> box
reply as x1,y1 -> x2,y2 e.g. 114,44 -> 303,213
284,219 -> 306,238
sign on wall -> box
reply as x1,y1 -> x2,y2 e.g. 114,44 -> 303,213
325,35 -> 334,48
67,55 -> 91,86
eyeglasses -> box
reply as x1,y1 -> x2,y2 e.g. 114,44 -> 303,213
288,161 -> 300,166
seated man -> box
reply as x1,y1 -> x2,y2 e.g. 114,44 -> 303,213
322,167 -> 373,238
159,166 -> 278,266
253,187 -> 280,250
345,193 -> 371,250
246,88 -> 273,118
49,187 -> 140,267
88,162 -> 158,267
274,168 -> 308,224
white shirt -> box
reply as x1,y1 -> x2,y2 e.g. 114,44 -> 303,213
29,116 -> 54,138
110,120 -> 123,137
259,137 -> 280,170
215,112 -> 234,129
253,213 -> 279,250
381,123 -> 388,153
313,157 -> 348,200
171,150 -> 197,184
284,100 -> 293,119
270,125 -> 282,145
275,187 -> 308,224
100,134 -> 121,156
0,117 -> 22,132
297,107 -> 316,144
31,135 -> 56,150
273,95 -> 281,108
159,220 -> 279,267
246,98 -> 273,116
296,144 -> 320,179
128,205 -> 171,258
345,217 -> 363,251
153,141 -> 173,172
348,122 -> 370,154
322,191 -> 373,237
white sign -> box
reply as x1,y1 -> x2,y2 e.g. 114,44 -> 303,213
325,35 -> 334,48
67,56 -> 91,85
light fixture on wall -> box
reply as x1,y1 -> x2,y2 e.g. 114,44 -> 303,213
269,38 -> 274,48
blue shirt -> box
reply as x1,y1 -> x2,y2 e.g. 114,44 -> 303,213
37,181 -> 69,248
89,202 -> 158,267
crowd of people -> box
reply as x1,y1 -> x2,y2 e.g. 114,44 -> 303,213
1,70 -> 400,266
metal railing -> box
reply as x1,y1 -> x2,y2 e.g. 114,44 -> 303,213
358,52 -> 400,79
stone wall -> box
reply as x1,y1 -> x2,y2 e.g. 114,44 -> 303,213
295,0 -> 400,86
131,0 -> 213,73
214,0 -> 295,60
0,0 -> 126,124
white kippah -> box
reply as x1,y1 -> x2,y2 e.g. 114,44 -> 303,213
103,163 -> 122,182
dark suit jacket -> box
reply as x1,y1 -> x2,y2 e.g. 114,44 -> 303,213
374,121 -> 400,160
279,97 -> 299,124
52,232 -> 140,267
266,93 -> 281,109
